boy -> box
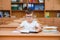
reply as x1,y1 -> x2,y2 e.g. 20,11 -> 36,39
17,8 -> 42,33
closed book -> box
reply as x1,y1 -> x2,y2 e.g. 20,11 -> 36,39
39,0 -> 44,3
18,5 -> 23,10
20,0 -> 23,2
57,13 -> 60,18
3,12 -> 10,17
17,0 -> 20,2
35,4 -> 44,10
39,4 -> 44,10
12,4 -> 18,10
23,4 -> 27,9
45,12 -> 50,18
0,11 -> 3,18
29,0 -> 34,3
28,4 -> 34,10
35,5 -> 39,10
11,0 -> 17,2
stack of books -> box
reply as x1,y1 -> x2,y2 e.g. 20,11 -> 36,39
42,26 -> 58,33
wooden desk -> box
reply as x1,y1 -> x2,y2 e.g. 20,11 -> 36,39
0,31 -> 60,40
0,22 -> 19,31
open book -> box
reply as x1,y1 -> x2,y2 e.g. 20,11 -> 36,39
20,29 -> 37,33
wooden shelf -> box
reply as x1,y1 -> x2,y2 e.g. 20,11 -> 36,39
11,2 -> 24,4
11,2 -> 44,4
12,10 -> 25,12
11,10 -> 44,12
28,2 -> 44,4
0,10 -> 10,11
33,10 -> 44,12
45,10 -> 60,12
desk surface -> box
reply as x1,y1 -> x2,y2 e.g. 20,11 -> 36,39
0,23 -> 19,28
0,31 -> 60,37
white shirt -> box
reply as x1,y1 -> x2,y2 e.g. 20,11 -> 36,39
20,20 -> 40,32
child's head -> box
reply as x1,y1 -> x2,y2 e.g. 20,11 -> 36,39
25,8 -> 34,22
25,13 -> 33,22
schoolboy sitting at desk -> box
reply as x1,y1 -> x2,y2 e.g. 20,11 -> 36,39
17,8 -> 42,32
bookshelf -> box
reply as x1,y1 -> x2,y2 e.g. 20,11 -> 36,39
45,10 -> 60,18
0,0 -> 11,18
45,0 -> 60,18
0,10 -> 10,18
0,0 -> 60,18
11,0 -> 45,18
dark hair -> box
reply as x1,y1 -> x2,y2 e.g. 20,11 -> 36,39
23,7 -> 33,14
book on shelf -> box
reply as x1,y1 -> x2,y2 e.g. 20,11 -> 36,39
23,4 -> 27,10
34,4 -> 44,10
12,4 -> 23,10
28,4 -> 35,10
11,0 -> 17,2
11,0 -> 21,2
17,0 -> 20,2
3,12 -> 10,17
45,12 -> 50,18
18,5 -> 23,10
57,12 -> 60,18
20,0 -> 23,2
34,5 -> 39,10
29,0 -> 33,3
0,11 -> 3,18
12,4 -> 18,10
39,0 -> 44,3
28,0 -> 35,3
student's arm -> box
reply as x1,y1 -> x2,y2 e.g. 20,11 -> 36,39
16,21 -> 24,31
16,26 -> 23,31
35,22 -> 42,32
